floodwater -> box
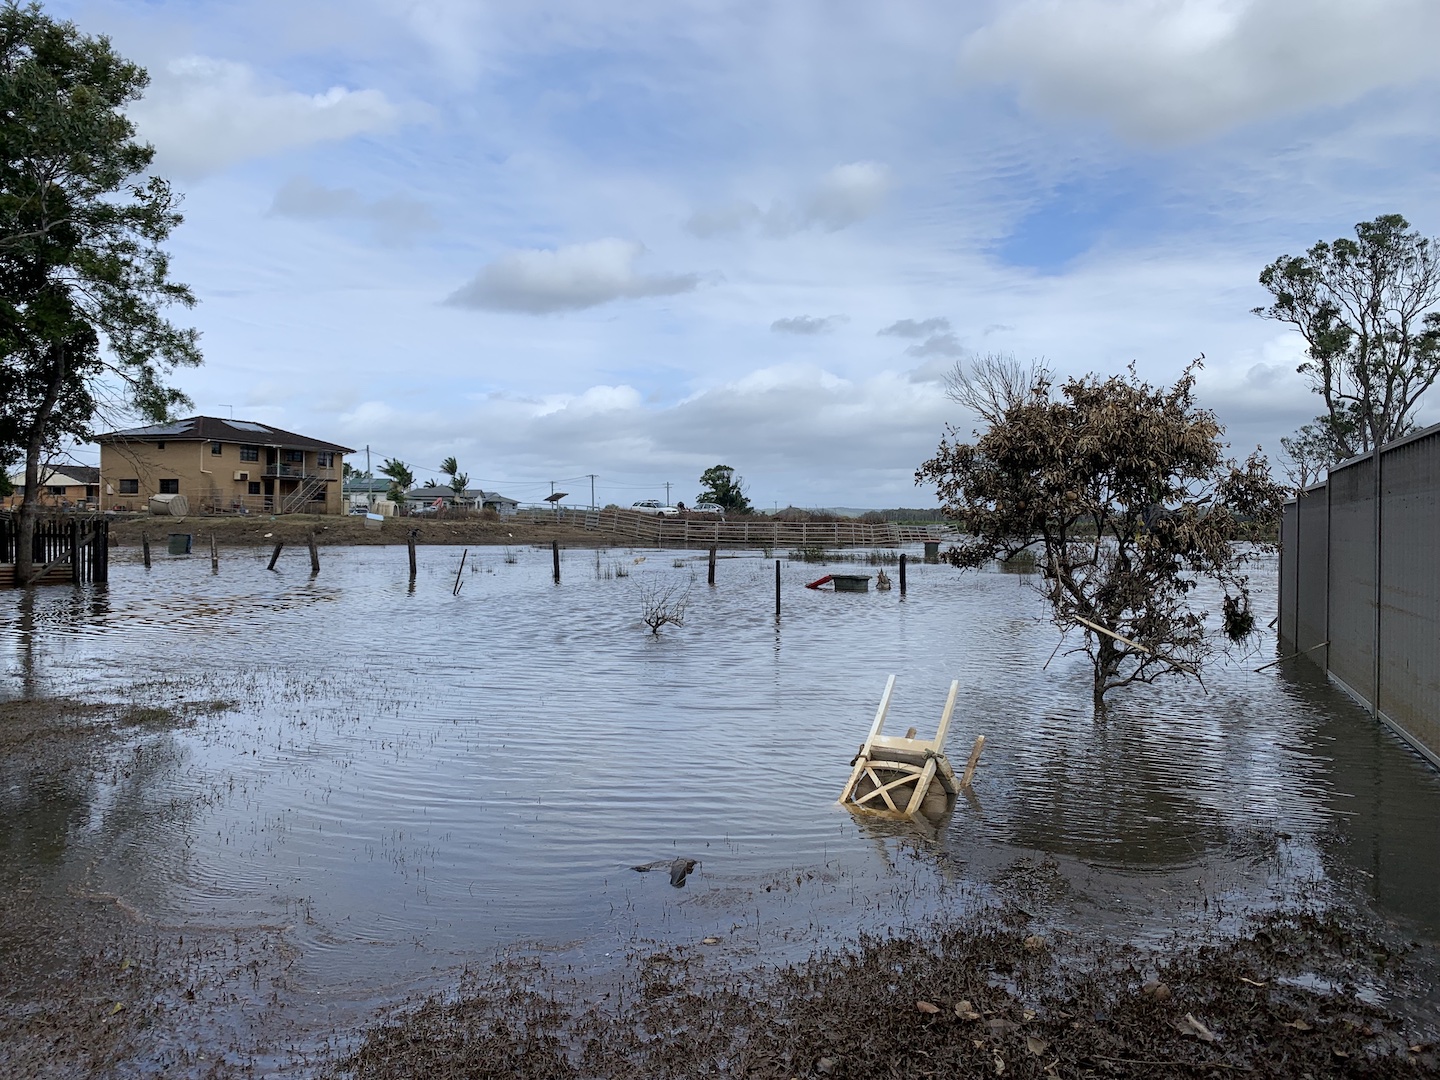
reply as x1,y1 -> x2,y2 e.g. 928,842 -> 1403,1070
3,542 -> 1439,1020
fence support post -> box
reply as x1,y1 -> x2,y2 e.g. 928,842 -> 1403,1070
899,553 -> 907,596
775,559 -> 781,620
142,531 -> 151,569
552,540 -> 561,583
708,546 -> 717,586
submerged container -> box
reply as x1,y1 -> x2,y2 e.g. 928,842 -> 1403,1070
167,533 -> 192,555
831,574 -> 871,593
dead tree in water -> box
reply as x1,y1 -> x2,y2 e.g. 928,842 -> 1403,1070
639,580 -> 690,636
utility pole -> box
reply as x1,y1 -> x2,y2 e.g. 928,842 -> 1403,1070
365,445 -> 371,475
588,474 -> 596,510
664,481 -> 671,506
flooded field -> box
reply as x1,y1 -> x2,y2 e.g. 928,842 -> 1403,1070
2,541 -> 1439,1070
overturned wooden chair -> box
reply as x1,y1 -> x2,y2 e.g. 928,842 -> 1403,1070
839,675 -> 983,817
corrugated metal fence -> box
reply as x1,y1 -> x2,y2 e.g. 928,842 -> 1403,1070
1279,422 -> 1440,768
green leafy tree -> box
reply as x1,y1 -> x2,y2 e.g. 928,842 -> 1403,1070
697,464 -> 752,513
916,357 -> 1285,713
342,462 -> 373,481
1255,214 -> 1440,467
379,457 -> 414,507
1,2 -> 200,583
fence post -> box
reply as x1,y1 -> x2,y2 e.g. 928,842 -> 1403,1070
408,530 -> 418,580
708,546 -> 717,586
142,531 -> 151,569
775,559 -> 781,620
268,540 -> 284,571
211,533 -> 219,572
553,539 -> 561,583
308,531 -> 320,576
899,553 -> 907,596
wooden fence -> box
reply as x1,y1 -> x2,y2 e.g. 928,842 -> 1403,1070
0,515 -> 109,586
514,507 -> 952,549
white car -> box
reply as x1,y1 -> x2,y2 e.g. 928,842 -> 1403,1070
632,500 -> 679,517
690,502 -> 724,515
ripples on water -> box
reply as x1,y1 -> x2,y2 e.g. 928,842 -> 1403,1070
2,542 -> 1437,996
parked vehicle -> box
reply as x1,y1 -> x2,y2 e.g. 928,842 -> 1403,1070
632,500 -> 679,517
691,502 -> 724,515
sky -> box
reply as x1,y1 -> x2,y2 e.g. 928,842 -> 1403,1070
48,0 -> 1440,510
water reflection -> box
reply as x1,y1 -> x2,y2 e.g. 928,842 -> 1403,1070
0,543 -> 1435,993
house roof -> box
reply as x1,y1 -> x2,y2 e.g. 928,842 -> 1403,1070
7,465 -> 100,487
342,478 -> 392,493
405,486 -> 517,504
96,416 -> 354,454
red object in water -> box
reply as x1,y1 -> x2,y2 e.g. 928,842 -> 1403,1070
805,574 -> 833,589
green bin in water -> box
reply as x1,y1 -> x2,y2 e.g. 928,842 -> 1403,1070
167,533 -> 192,555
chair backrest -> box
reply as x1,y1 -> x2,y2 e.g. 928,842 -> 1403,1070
860,677 -> 958,758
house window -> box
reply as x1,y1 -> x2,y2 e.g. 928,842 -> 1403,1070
282,449 -> 304,463
47,485 -> 67,496
156,441 -> 165,449
119,479 -> 139,494
316,451 -> 334,468
159,478 -> 179,494
239,445 -> 259,462
211,441 -> 223,455
248,481 -> 261,495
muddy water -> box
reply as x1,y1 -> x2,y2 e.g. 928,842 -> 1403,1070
2,543 -> 1438,1008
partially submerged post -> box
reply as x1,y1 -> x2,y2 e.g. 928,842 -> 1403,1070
141,531 -> 151,569
308,532 -> 320,575
210,533 -> 219,572
839,676 -> 969,818
408,530 -> 418,580
267,540 -> 284,571
552,540 -> 560,583
774,559 -> 781,620
453,549 -> 467,596
708,546 -> 717,586
899,553 -> 907,596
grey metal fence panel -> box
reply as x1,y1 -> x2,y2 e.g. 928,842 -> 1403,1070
1295,487 -> 1329,666
1279,501 -> 1297,648
1378,430 -> 1440,757
1326,457 -> 1376,702
1280,422 -> 1440,768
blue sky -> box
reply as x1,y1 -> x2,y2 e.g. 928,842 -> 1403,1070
50,0 -> 1440,508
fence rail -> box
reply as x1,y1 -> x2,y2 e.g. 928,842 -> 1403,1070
514,507 -> 952,549
1279,421 -> 1440,768
0,515 -> 109,586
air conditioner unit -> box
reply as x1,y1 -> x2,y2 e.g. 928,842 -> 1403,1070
234,471 -> 250,481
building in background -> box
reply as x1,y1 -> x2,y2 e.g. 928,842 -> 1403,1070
96,417 -> 352,515
3,465 -> 101,511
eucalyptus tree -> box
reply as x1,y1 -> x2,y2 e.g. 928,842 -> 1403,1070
1256,214 -> 1440,468
917,357 -> 1285,713
1,2 -> 200,583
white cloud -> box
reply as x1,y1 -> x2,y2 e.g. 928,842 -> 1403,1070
444,239 -> 701,314
129,56 -> 403,176
269,176 -> 439,244
686,162 -> 891,238
961,0 -> 1440,142
771,314 -> 846,335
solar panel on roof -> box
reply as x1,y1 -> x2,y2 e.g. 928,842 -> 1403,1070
228,421 -> 272,432
126,421 -> 193,436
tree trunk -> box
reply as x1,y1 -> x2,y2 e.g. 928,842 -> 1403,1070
1091,634 -> 1120,717
16,346 -> 66,588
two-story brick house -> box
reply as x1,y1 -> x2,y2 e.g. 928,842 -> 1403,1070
96,417 -> 352,515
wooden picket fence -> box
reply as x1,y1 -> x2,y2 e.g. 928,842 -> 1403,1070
0,515 -> 109,586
